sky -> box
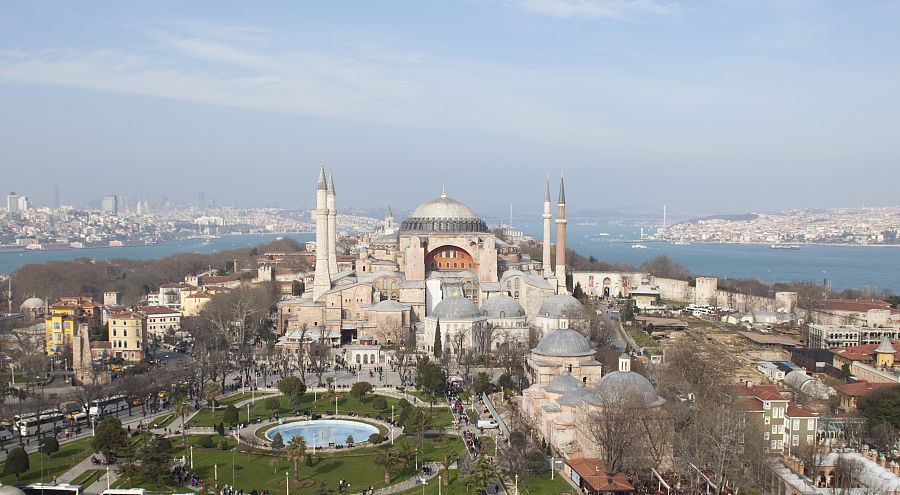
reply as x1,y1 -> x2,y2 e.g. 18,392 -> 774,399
1,1 -> 899,216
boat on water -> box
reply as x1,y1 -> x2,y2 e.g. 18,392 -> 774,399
770,244 -> 801,250
631,243 -> 648,249
672,240 -> 690,245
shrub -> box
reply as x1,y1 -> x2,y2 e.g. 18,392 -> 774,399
39,437 -> 60,457
368,433 -> 384,444
199,436 -> 215,448
398,398 -> 411,410
350,382 -> 373,400
218,440 -> 229,450
265,397 -> 281,411
372,396 -> 388,411
3,447 -> 29,480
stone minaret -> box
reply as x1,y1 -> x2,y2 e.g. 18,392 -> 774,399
312,164 -> 332,300
327,172 -> 339,277
555,174 -> 567,294
542,176 -> 553,277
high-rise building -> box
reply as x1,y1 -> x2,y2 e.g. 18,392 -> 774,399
6,192 -> 19,213
101,195 -> 118,214
17,196 -> 29,212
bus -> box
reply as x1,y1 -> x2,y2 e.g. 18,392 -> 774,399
22,483 -> 82,495
0,425 -> 15,443
102,489 -> 146,495
17,411 -> 66,437
88,395 -> 130,418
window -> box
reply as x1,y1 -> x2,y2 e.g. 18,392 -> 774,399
764,432 -> 769,440
807,419 -> 815,429
763,401 -> 770,409
792,419 -> 799,430
792,435 -> 799,447
770,440 -> 776,449
806,435 -> 813,445
771,425 -> 778,434
764,416 -> 770,425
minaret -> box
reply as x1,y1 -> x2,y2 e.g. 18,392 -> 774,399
312,164 -> 332,300
542,176 -> 553,277
326,172 -> 339,277
555,174 -> 567,294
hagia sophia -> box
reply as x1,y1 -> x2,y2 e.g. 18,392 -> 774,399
275,165 -> 670,463
276,164 -> 589,356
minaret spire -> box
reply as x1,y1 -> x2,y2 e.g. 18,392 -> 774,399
555,173 -> 568,294
327,171 -> 339,276
312,163 -> 332,300
542,175 -> 553,278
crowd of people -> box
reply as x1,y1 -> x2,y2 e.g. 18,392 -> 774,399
172,463 -> 203,487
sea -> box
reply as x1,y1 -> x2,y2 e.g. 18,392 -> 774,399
1,226 -> 897,292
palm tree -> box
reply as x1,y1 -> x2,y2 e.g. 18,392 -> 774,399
285,436 -> 308,481
173,398 -> 190,447
373,447 -> 402,485
205,382 -> 222,417
462,456 -> 494,494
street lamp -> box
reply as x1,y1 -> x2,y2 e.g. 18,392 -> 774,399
515,473 -> 518,495
190,445 -> 194,469
286,471 -> 290,495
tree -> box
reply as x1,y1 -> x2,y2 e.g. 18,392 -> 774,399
473,372 -> 491,397
223,404 -> 239,426
462,456 -> 494,494
173,397 -> 191,447
373,446 -> 404,485
433,320 -> 442,359
271,432 -> 285,453
139,435 -> 173,489
3,447 -> 29,480
266,396 -> 281,411
372,396 -> 388,411
205,382 -> 222,416
278,376 -> 302,396
285,436 -> 308,480
350,382 -> 373,401
39,436 -> 60,457
414,357 -> 444,410
92,418 -> 129,458
346,435 -> 354,446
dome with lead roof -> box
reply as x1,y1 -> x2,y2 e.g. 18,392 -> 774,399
431,296 -> 482,320
532,328 -> 594,357
545,371 -> 584,394
0,485 -> 27,495
538,295 -> 584,318
400,191 -> 489,233
481,295 -> 525,318
587,371 -> 665,408
20,297 -> 45,310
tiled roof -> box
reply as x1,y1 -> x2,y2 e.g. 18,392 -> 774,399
832,340 -> 900,363
785,403 -> 819,418
835,381 -> 898,397
567,458 -> 634,492
824,299 -> 894,313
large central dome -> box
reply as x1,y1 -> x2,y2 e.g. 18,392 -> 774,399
400,190 -> 489,233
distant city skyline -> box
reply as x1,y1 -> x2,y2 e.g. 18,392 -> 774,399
2,2 -> 899,213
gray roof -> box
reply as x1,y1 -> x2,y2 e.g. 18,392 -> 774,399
538,294 -> 584,318
0,485 -> 27,495
20,297 -> 45,309
875,336 -> 896,354
481,295 -> 525,318
399,191 -> 488,233
587,371 -> 665,408
369,300 -> 410,312
500,269 -> 553,290
545,371 -> 585,394
317,163 -> 327,190
431,296 -> 482,320
558,386 -> 590,406
410,191 -> 478,219
532,328 -> 594,357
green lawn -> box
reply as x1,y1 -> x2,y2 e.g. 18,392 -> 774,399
115,434 -> 463,494
0,437 -> 95,485
218,391 -> 274,406
188,393 -> 452,428
70,468 -> 104,489
519,472 -> 576,494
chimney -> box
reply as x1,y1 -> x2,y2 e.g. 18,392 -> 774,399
880,454 -> 888,468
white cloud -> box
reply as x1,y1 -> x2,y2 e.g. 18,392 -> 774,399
508,0 -> 679,20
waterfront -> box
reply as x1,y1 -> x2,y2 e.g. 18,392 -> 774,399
0,233 -> 314,274
2,226 -> 898,292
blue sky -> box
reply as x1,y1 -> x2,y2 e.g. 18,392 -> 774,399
1,1 -> 899,215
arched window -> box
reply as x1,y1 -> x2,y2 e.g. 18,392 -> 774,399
363,354 -> 369,364
371,354 -> 376,364
356,355 -> 361,364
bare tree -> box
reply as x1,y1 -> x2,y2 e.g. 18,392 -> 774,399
307,327 -> 332,386
472,322 -> 495,356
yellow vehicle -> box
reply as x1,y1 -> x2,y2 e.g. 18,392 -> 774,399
157,391 -> 169,399
109,364 -> 123,373
131,398 -> 143,406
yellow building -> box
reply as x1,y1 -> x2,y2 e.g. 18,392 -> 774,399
44,297 -> 101,356
181,292 -> 213,316
108,311 -> 147,362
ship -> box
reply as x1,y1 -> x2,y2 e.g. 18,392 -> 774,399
770,244 -> 801,250
631,243 -> 648,249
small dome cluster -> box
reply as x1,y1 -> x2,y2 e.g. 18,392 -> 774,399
587,370 -> 666,408
481,295 -> 525,318
532,328 -> 594,357
538,294 -> 584,318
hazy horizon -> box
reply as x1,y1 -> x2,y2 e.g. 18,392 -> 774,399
2,2 -> 899,214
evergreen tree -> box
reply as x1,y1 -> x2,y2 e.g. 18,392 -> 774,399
433,319 -> 442,358
3,447 -> 29,480
223,404 -> 239,426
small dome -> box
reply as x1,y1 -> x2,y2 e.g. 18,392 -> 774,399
545,371 -> 584,394
481,295 -> 525,318
558,386 -> 590,407
432,296 -> 481,320
538,295 -> 584,318
0,485 -> 27,495
588,371 -> 665,408
533,328 -> 594,357
20,297 -> 45,310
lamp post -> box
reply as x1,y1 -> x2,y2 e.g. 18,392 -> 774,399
232,449 -> 236,486
335,394 -> 338,415
190,445 -> 194,469
515,473 -> 518,495
106,466 -> 110,490
551,456 -> 554,480
286,471 -> 290,495
421,478 -> 428,495
214,464 -> 218,487
247,403 -> 251,423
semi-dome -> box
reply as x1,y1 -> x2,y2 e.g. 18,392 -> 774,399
533,328 -> 594,357
400,191 -> 489,233
538,295 -> 584,318
20,297 -> 45,310
432,296 -> 482,320
481,295 -> 525,318
545,371 -> 584,394
558,387 -> 590,407
588,371 -> 665,408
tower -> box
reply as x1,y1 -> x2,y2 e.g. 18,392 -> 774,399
326,172 -> 339,277
312,164 -> 332,300
542,176 -> 553,277
384,205 -> 395,233
555,174 -> 568,294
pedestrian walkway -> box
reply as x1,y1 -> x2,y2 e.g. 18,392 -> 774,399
365,462 -> 442,495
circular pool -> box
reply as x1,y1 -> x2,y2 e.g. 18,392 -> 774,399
265,419 -> 379,448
